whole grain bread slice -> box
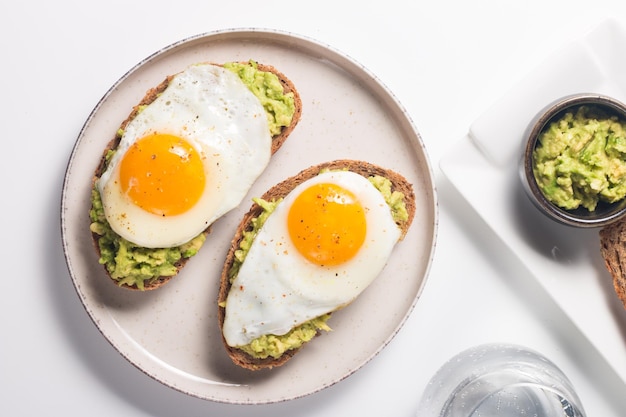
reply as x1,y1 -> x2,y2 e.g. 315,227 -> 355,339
90,62 -> 302,291
599,219 -> 626,309
218,159 -> 416,370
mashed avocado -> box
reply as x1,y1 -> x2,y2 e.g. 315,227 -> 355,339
239,315 -> 332,359
368,175 -> 409,223
89,188 -> 206,290
224,60 -> 296,136
533,105 -> 626,211
225,174 -> 408,359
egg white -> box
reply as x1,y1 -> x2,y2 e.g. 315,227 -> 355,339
223,170 -> 401,347
97,64 -> 272,248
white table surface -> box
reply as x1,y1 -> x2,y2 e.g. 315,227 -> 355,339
3,1 -> 626,415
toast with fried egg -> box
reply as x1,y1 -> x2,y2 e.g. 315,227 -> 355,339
218,160 -> 416,370
89,61 -> 302,291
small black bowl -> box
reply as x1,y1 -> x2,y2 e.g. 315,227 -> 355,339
520,93 -> 626,228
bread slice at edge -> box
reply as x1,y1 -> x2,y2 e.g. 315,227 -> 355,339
90,62 -> 303,291
599,219 -> 626,309
218,159 -> 416,370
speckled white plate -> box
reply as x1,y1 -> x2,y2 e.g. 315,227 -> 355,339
60,29 -> 437,404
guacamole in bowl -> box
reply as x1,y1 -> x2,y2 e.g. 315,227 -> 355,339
520,93 -> 626,228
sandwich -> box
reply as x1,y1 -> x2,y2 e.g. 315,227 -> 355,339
218,159 -> 415,370
89,60 -> 302,290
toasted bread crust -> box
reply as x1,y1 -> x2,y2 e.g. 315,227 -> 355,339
91,62 -> 302,291
218,160 -> 416,370
599,220 -> 626,309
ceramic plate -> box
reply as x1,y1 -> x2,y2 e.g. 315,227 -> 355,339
440,20 -> 626,386
60,28 -> 437,404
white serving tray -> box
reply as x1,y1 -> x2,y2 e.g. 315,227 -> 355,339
440,19 -> 626,387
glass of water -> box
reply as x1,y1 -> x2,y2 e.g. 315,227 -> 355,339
416,343 -> 586,417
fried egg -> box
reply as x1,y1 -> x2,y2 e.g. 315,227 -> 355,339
222,170 -> 402,347
97,63 -> 272,248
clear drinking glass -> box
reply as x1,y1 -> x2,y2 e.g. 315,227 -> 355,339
416,343 -> 586,417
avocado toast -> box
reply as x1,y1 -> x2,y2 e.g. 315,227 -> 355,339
89,61 -> 302,291
218,159 -> 416,370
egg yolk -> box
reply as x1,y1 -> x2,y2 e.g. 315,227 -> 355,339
287,182 -> 366,266
119,133 -> 206,216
